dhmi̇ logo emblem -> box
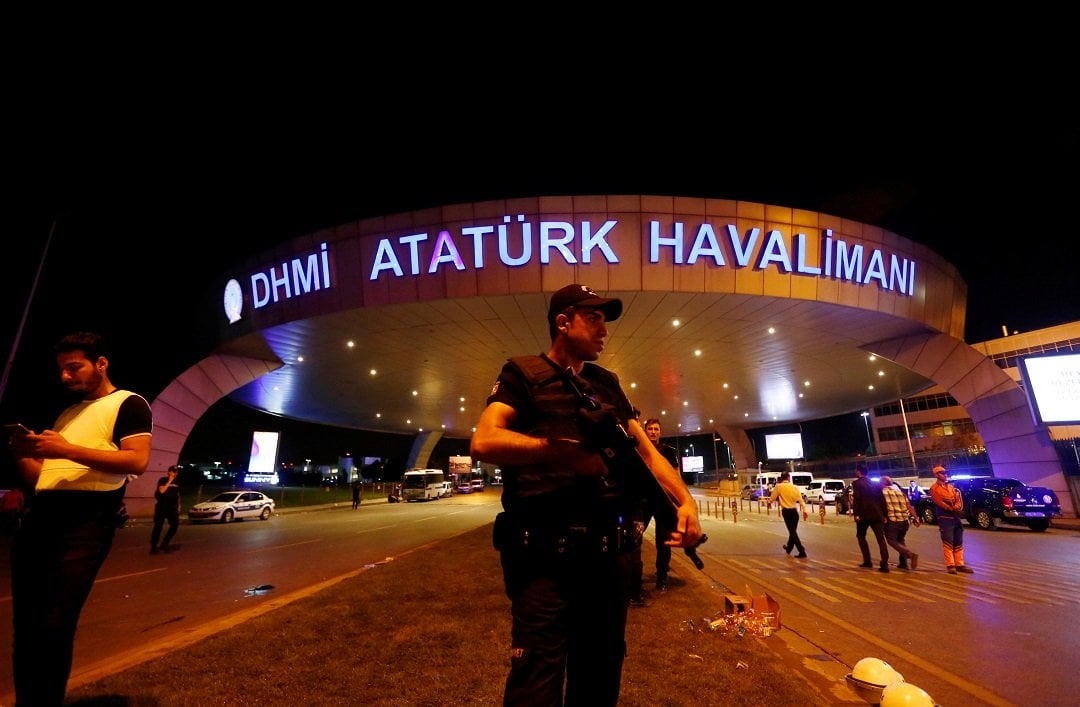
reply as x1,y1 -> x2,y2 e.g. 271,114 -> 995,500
223,279 -> 243,324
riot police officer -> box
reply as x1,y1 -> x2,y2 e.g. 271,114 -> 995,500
471,284 -> 701,706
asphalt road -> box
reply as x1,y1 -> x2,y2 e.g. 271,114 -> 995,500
0,492 -> 501,705
686,495 -> 1080,707
1,491 -> 1078,706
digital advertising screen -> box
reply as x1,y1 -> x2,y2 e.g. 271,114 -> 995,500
681,455 -> 705,473
248,430 -> 281,474
1017,352 -> 1080,425
764,432 -> 804,460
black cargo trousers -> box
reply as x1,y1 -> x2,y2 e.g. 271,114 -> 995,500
495,514 -> 633,707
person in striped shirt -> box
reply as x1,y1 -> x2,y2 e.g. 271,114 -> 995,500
881,475 -> 920,570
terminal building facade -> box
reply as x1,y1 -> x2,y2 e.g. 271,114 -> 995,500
119,195 -> 1076,519
795,321 -> 1078,495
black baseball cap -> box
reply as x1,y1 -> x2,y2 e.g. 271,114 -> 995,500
547,284 -> 623,328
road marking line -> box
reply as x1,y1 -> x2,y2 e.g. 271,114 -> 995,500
717,560 -> 1017,707
802,577 -> 870,602
61,534 -> 454,692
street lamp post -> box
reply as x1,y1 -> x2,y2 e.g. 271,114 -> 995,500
860,411 -> 874,456
711,434 -> 720,494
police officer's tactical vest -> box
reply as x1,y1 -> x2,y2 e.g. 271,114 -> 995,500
501,354 -> 630,525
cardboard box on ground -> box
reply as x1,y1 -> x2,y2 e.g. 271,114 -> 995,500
712,585 -> 781,637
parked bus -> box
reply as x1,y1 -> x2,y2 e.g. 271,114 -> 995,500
402,469 -> 445,501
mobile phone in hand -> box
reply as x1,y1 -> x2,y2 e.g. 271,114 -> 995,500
4,423 -> 32,436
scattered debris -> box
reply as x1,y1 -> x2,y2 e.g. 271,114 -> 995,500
736,661 -> 748,670
705,607 -> 778,638
363,557 -> 396,570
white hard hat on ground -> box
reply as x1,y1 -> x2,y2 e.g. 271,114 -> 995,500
880,681 -> 936,707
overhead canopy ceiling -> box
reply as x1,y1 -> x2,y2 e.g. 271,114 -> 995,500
222,290 -> 937,439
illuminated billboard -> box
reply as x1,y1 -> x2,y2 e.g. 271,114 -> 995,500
765,433 -> 804,460
1017,352 -> 1080,426
681,456 -> 705,473
246,430 -> 281,484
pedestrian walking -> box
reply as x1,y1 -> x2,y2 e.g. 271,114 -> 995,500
768,471 -> 808,558
852,464 -> 890,572
150,465 -> 181,554
881,475 -> 919,569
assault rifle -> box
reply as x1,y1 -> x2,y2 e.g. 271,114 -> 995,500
567,377 -> 708,569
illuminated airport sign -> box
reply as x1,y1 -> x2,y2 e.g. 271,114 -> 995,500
225,215 -> 918,324
368,220 -> 916,295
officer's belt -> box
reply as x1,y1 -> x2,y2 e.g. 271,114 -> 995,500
496,513 -> 636,555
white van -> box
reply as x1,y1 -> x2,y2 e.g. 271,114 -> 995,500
789,472 -> 814,501
753,472 -> 782,489
807,478 -> 846,504
754,471 -> 813,502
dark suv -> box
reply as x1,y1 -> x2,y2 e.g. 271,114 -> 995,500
916,477 -> 1062,531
